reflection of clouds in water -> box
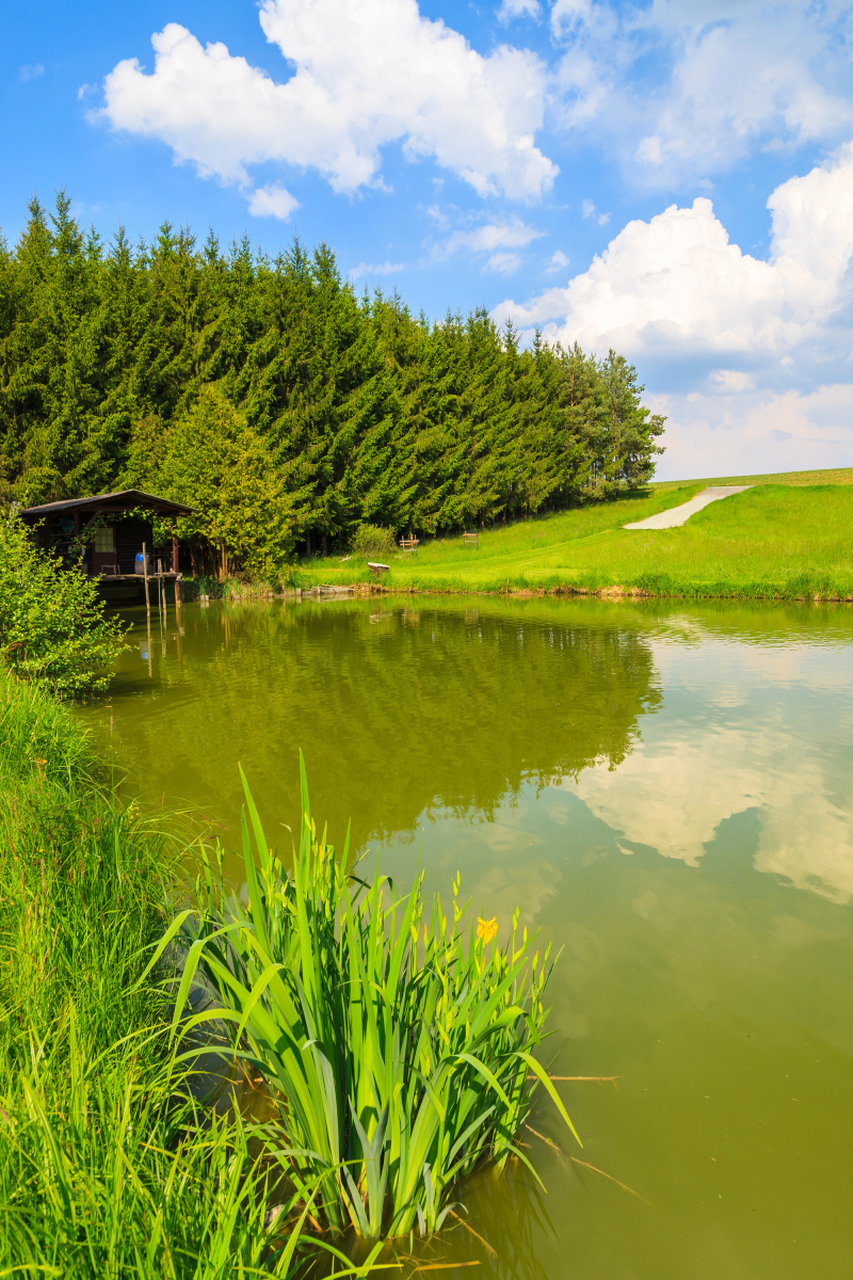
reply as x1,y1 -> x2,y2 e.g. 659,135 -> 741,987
468,808 -> 560,925
568,639 -> 853,903
569,731 -> 761,869
653,631 -> 853,696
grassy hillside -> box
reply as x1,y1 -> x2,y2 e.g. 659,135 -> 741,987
651,465 -> 853,491
295,476 -> 853,601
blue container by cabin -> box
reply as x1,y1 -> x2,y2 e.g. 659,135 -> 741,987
134,552 -> 150,575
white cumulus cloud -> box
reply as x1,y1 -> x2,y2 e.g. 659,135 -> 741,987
435,216 -> 543,273
493,143 -> 853,361
545,249 -> 570,272
93,1 -> 556,205
652,383 -> 853,481
443,217 -> 542,255
247,183 -> 299,219
494,143 -> 853,477
550,1 -> 853,186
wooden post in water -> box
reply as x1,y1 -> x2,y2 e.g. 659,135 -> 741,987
157,558 -> 166,625
143,542 -> 151,617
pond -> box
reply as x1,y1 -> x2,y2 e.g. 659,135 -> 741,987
81,595 -> 853,1279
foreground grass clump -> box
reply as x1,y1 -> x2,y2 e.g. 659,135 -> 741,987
294,480 -> 853,601
0,672 -> 375,1278
170,759 -> 578,1241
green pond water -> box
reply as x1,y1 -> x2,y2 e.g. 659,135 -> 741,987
82,595 -> 853,1279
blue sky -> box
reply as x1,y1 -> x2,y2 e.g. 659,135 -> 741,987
4,0 -> 853,478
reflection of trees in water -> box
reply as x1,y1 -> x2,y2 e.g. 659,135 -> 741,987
104,601 -> 662,850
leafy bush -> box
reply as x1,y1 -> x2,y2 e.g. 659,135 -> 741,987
165,762 -> 579,1241
351,523 -> 397,561
0,510 -> 127,698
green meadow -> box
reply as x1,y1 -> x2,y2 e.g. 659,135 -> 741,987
295,469 -> 853,601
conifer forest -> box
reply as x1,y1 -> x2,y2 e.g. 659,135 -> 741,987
0,196 -> 665,573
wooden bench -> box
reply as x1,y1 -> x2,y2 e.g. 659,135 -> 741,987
368,561 -> 390,579
463,531 -> 479,549
399,535 -> 419,558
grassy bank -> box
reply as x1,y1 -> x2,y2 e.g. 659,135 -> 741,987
294,474 -> 853,601
0,671 -> 563,1273
0,673 -> 367,1278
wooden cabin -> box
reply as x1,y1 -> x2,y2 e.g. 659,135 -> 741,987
20,489 -> 194,603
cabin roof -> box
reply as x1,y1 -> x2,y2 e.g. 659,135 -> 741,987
20,489 -> 195,518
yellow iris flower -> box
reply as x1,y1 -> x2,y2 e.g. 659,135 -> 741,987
477,916 -> 498,944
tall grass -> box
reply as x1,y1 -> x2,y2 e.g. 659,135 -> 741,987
0,664 -> 96,786
164,759 -> 579,1242
0,1035 -> 345,1278
0,671 -> 379,1278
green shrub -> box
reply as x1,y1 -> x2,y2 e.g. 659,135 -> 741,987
351,523 -> 397,561
166,761 -> 579,1241
0,509 -> 127,698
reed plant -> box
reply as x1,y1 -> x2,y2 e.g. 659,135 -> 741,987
163,759 -> 579,1242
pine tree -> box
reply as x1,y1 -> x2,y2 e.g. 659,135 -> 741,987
0,195 -> 666,567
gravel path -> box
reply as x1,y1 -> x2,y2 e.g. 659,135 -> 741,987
624,485 -> 753,530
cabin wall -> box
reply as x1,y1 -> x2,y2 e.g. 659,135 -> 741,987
23,513 -> 175,574
113,518 -> 155,574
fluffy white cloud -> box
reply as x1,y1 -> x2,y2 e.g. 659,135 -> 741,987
443,217 -> 542,255
493,143 -> 853,360
246,183 -> 299,219
497,0 -> 541,20
550,1 -> 853,184
545,249 -> 570,272
636,9 -> 852,179
94,1 -> 556,203
19,63 -> 44,82
493,144 -> 853,475
434,216 -> 543,273
651,383 -> 853,480
484,251 -> 523,274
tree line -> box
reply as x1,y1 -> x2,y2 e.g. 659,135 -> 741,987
0,194 -> 664,576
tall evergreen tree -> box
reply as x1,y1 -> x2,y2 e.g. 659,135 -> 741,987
0,193 -> 666,571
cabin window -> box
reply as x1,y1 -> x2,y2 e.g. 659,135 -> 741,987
93,527 -> 115,553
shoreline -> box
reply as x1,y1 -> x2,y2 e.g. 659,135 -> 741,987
260,579 -> 853,605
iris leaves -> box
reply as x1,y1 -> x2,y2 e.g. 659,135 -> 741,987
174,758 -> 579,1241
